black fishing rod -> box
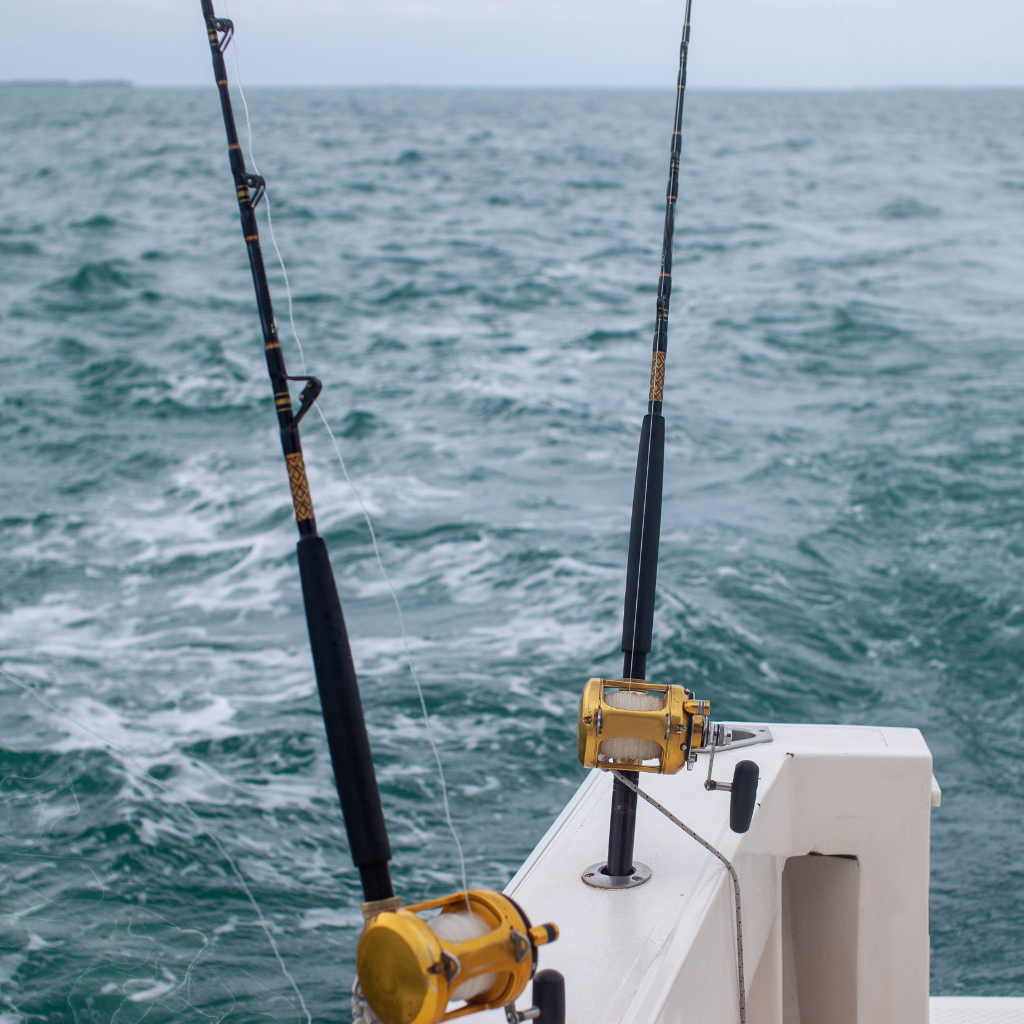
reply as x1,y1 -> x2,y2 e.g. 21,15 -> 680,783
199,2 -> 395,908
606,0 -> 694,880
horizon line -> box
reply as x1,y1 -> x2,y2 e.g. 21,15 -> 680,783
3,80 -> 1024,92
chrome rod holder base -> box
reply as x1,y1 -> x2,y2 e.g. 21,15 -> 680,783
581,861 -> 652,889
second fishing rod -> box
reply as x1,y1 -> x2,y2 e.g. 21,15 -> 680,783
199,0 -> 394,907
198,12 -> 567,1024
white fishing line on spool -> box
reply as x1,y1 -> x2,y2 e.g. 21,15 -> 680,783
428,912 -> 498,1000
601,689 -> 664,761
219,0 -> 471,911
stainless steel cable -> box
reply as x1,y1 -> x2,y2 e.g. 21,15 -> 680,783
611,770 -> 746,1024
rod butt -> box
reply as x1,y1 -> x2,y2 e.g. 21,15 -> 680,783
297,535 -> 393,900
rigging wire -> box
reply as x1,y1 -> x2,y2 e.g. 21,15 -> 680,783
612,770 -> 746,1024
1,666 -> 314,1024
220,8 -> 471,910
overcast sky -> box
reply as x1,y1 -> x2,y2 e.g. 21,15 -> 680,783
1,0 -> 1022,89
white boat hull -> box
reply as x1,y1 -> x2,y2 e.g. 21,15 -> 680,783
469,723 -> 1019,1024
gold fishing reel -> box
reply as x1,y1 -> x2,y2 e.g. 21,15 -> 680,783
577,678 -> 709,774
357,889 -> 558,1024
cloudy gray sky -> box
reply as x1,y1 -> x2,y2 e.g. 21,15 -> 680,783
1,0 -> 1022,89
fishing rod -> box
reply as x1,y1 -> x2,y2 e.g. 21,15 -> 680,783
575,0 -> 758,889
624,0 -> 692,691
198,9 -> 563,1023
199,0 -> 395,908
607,0 -> 694,881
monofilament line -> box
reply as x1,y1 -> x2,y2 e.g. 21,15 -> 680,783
223,0 -> 307,374
220,2 -> 472,910
315,407 -> 472,912
1,666 -> 313,1024
828,0 -> 876,86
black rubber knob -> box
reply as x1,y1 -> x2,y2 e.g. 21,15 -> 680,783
533,969 -> 565,1024
729,760 -> 759,833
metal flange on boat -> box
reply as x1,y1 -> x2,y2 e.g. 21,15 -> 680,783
357,890 -> 559,1024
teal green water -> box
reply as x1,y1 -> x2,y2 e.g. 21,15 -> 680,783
1,84 -> 1023,1021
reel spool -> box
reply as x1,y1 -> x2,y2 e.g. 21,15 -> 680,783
577,678 -> 709,774
357,889 -> 558,1024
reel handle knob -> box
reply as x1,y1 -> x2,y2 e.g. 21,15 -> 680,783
528,923 -> 559,948
533,970 -> 565,1024
729,760 -> 759,833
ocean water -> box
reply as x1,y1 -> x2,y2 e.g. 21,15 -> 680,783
1,83 -> 1023,1021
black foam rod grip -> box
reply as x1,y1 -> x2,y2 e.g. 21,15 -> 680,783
730,760 -> 759,834
297,535 -> 393,896
621,413 -> 666,663
533,970 -> 566,1024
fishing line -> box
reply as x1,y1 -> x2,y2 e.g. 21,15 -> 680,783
315,409 -> 472,911
0,666 -> 313,1024
218,7 -> 471,910
222,0 -> 307,374
827,0 -> 875,86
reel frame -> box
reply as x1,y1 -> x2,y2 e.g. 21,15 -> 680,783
577,678 -> 709,774
357,889 -> 557,1024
